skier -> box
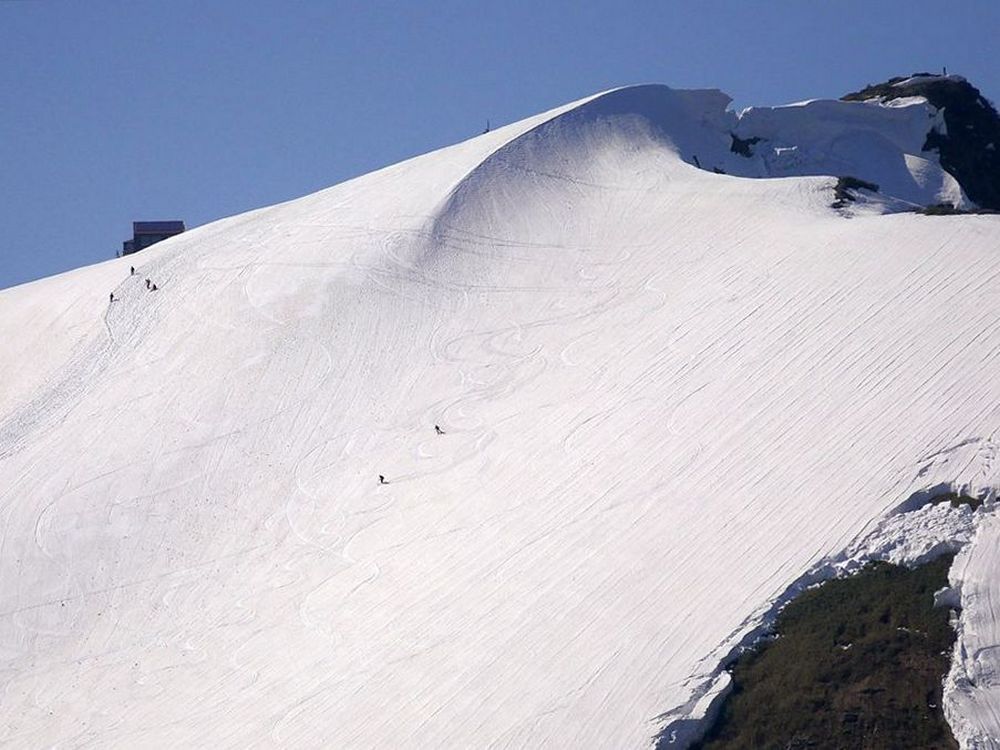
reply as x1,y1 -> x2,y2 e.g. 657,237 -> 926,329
145,278 -> 151,289
434,425 -> 444,435
378,474 -> 387,485
130,266 -> 135,275
151,283 -> 158,291
109,292 -> 114,303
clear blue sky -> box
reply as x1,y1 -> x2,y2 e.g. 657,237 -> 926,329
2,0 -> 998,289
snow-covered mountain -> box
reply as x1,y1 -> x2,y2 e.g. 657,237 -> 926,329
843,73 -> 1000,211
1,82 -> 999,748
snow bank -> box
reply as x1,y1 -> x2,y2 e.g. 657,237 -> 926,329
947,514 -> 1000,749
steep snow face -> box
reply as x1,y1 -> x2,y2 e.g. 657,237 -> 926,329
731,97 -> 969,208
0,84 -> 999,748
947,515 -> 1000,748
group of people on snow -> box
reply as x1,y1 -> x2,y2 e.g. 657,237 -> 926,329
110,266 -> 158,303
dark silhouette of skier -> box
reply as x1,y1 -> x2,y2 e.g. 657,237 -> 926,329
145,279 -> 151,289
130,266 -> 135,275
151,283 -> 158,291
434,425 -> 444,435
378,474 -> 387,485
109,292 -> 114,303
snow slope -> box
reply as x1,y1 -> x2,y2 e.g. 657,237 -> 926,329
1,84 -> 999,748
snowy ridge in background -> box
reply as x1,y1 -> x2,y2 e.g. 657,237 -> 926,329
732,96 -> 967,208
0,84 -> 999,748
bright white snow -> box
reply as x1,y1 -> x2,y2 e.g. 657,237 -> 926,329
0,84 -> 998,748
949,514 -> 1000,747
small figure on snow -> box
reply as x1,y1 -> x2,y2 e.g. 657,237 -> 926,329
145,278 -> 151,289
378,474 -> 387,485
151,283 -> 158,291
109,292 -> 114,303
130,266 -> 135,275
434,425 -> 444,435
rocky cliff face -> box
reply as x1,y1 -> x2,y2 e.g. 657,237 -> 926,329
843,74 -> 1000,210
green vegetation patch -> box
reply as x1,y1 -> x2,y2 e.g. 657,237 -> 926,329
694,555 -> 958,750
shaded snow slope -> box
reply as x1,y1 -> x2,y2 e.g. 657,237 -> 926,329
732,96 -> 968,208
1,84 -> 999,748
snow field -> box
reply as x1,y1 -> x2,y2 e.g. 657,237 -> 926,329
0,84 -> 998,747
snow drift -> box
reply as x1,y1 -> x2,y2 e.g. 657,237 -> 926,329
1,84 -> 999,748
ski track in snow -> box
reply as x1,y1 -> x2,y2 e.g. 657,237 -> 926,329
0,84 -> 999,748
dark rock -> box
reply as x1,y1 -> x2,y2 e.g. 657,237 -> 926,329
730,133 -> 761,158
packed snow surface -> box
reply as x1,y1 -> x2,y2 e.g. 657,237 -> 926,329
1,84 -> 999,748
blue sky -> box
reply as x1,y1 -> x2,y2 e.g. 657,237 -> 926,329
2,0 -> 998,289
